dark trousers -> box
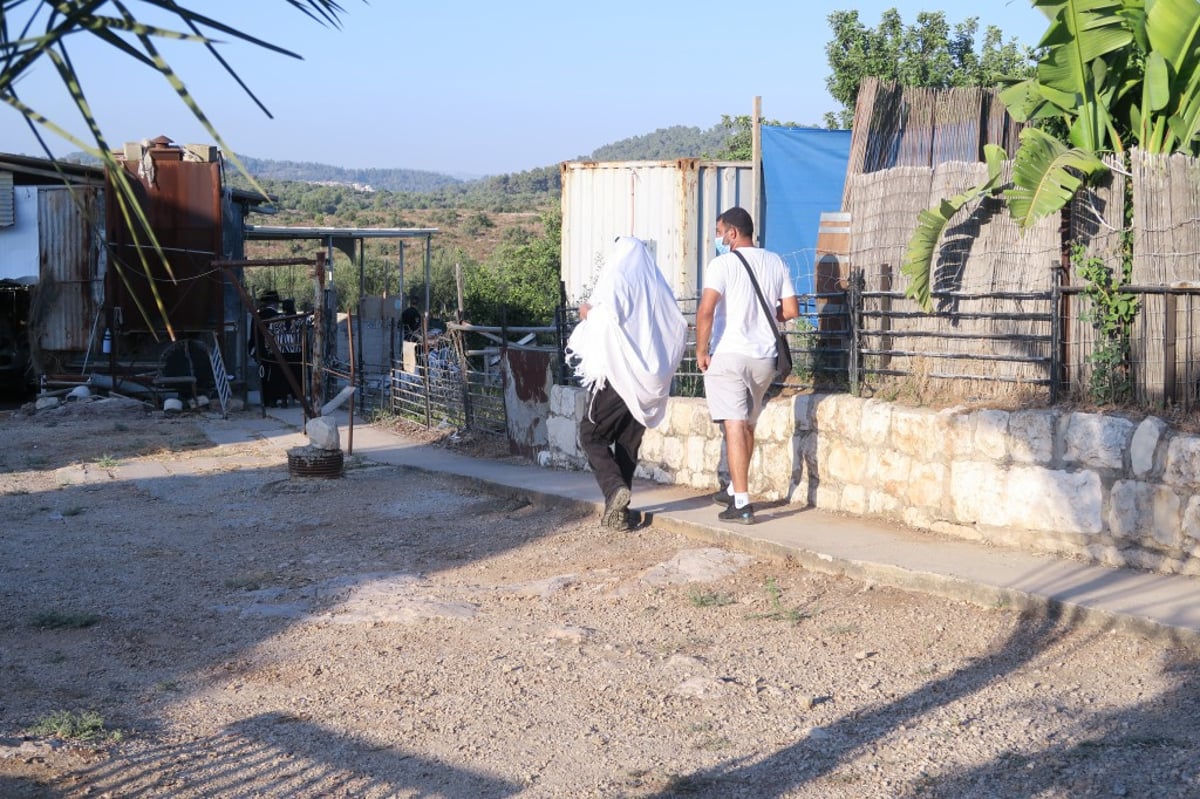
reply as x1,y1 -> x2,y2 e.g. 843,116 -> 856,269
580,383 -> 645,502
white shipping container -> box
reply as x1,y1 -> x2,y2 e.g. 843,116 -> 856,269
560,159 -> 754,308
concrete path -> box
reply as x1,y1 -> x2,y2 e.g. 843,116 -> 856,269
211,407 -> 1200,646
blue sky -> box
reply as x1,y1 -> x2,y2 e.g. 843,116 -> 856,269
1,1 -> 1049,177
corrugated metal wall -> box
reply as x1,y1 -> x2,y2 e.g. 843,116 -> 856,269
561,159 -> 753,306
0,185 -> 39,280
107,145 -> 223,333
36,186 -> 105,352
0,171 -> 13,227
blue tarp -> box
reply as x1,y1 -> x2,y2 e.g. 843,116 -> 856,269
761,125 -> 851,298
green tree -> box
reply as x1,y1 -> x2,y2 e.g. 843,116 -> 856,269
711,114 -> 795,160
824,9 -> 1036,128
465,208 -> 562,327
590,125 -> 732,161
406,247 -> 476,321
461,210 -> 494,238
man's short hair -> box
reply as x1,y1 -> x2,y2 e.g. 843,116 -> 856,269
717,207 -> 754,240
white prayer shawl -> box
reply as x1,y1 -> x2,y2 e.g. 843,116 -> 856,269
565,237 -> 687,428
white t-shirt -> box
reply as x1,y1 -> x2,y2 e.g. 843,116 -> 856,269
703,247 -> 796,358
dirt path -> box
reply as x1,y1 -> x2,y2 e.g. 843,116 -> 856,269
2,403 -> 1199,798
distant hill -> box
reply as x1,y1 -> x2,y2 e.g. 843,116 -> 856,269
231,122 -> 735,190
588,124 -> 735,162
59,120 -> 738,205
236,156 -> 463,193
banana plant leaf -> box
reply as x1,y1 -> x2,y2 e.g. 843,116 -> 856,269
901,145 -> 1007,312
1005,127 -> 1108,232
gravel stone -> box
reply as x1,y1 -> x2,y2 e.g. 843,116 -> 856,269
2,411 -> 1200,798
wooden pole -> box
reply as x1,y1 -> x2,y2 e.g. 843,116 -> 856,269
752,95 -> 762,245
345,313 -> 355,455
311,251 -> 327,419
455,262 -> 466,323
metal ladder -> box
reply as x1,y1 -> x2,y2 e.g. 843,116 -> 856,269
209,332 -> 232,418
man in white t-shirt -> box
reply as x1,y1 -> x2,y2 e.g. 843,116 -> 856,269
696,207 -> 799,524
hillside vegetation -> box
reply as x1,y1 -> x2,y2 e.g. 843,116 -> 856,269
236,120 -> 744,324
228,120 -> 739,209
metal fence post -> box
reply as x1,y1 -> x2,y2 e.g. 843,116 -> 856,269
879,264 -> 892,372
849,268 -> 863,396
1164,291 -> 1178,406
456,327 -> 473,430
557,280 -> 569,386
421,316 -> 431,428
1050,263 -> 1062,405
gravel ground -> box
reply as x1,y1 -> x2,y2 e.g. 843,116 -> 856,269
2,403 -> 1200,798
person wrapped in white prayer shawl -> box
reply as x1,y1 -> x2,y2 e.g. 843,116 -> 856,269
565,236 -> 687,531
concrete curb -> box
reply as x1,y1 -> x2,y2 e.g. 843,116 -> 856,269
246,409 -> 1200,649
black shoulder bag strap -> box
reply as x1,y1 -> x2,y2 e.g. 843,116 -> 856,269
731,249 -> 779,339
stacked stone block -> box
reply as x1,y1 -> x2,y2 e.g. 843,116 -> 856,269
542,386 -> 1200,575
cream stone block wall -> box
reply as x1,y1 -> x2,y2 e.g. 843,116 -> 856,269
543,387 -> 1200,575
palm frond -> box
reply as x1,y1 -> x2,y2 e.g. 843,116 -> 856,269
1031,0 -> 1132,151
1,0 -> 359,334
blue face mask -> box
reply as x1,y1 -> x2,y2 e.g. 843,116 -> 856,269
715,233 -> 730,256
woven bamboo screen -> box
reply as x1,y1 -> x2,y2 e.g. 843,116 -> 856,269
823,76 -> 1200,406
843,77 -> 1022,210
847,160 -> 1059,392
1129,150 -> 1200,406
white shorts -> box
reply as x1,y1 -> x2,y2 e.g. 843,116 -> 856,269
703,352 -> 776,424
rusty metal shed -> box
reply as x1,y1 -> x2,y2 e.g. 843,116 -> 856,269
106,137 -> 225,336
1,143 -> 274,398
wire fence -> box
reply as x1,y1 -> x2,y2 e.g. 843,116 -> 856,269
388,334 -> 510,435
336,270 -> 1200,438
1061,284 -> 1200,411
384,320 -> 564,435
552,285 -> 853,400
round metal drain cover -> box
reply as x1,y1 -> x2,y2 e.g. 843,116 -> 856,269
287,446 -> 344,479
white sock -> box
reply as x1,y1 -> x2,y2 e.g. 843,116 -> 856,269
726,484 -> 735,497
734,493 -> 750,509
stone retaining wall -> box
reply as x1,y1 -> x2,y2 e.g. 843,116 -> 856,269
544,387 -> 1200,576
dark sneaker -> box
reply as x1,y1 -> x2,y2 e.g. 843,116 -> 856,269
602,486 -> 631,528
711,488 -> 734,506
718,503 -> 755,525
